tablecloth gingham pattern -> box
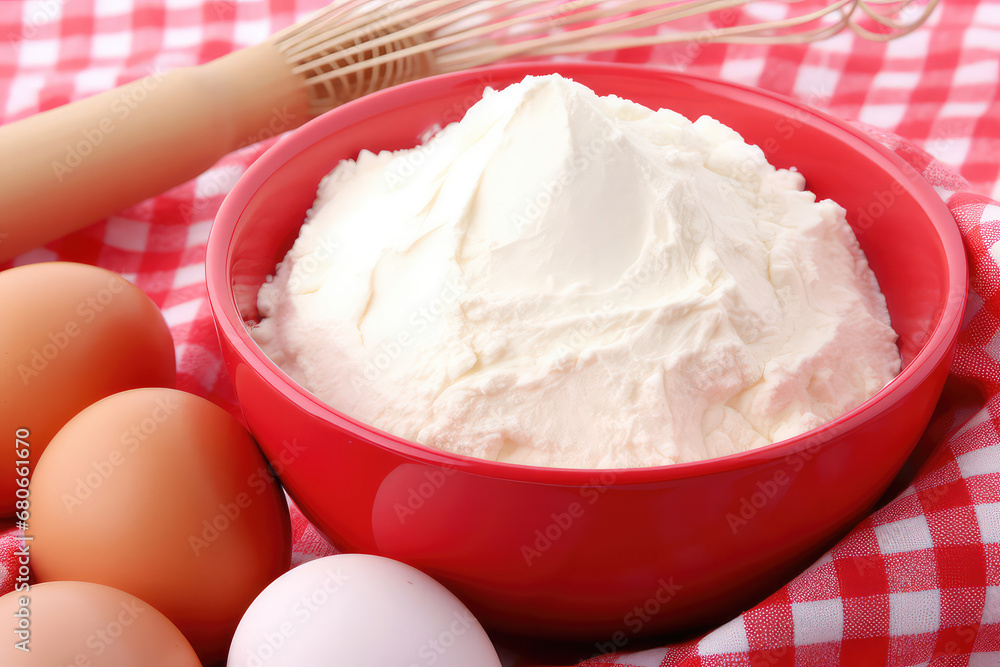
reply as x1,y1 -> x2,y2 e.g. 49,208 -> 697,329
3,1 -> 1000,666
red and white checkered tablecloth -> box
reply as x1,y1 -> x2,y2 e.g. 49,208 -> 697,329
3,1 -> 1000,666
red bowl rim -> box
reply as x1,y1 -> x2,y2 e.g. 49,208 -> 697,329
206,61 -> 968,486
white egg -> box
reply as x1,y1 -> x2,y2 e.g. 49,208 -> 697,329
228,554 -> 502,667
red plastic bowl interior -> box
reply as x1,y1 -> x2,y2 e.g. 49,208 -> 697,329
206,62 -> 967,640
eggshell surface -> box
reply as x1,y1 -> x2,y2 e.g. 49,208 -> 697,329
0,261 -> 175,516
229,554 -> 502,667
29,387 -> 291,664
0,581 -> 201,665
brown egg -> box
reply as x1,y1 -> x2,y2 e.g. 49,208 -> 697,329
0,261 -> 175,516
29,387 -> 291,664
0,581 -> 201,666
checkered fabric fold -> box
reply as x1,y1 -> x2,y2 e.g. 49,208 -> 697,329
3,1 -> 1000,666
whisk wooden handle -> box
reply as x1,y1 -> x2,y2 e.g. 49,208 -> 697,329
0,43 -> 310,264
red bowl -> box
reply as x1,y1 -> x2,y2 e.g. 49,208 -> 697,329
206,62 -> 967,640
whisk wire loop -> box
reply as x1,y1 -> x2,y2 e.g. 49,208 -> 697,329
270,0 -> 937,116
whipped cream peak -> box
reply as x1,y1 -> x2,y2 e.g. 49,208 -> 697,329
253,74 -> 900,469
